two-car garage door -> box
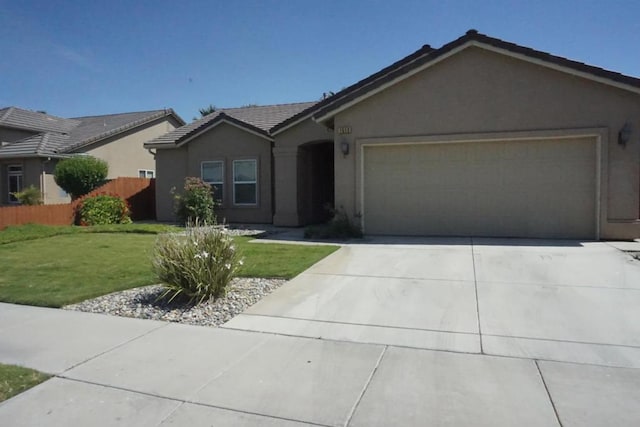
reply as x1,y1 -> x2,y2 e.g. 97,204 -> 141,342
362,137 -> 597,239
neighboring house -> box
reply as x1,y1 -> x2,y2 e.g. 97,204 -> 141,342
0,107 -> 184,204
146,30 -> 640,240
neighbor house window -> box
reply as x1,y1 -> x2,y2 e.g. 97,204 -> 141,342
7,164 -> 23,204
138,169 -> 154,178
202,161 -> 224,202
233,159 -> 257,205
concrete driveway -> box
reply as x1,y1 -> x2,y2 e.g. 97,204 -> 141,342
227,237 -> 640,367
223,237 -> 640,425
2,237 -> 640,426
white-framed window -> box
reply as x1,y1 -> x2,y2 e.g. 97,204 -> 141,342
138,169 -> 155,178
233,159 -> 257,205
7,164 -> 23,204
201,161 -> 224,203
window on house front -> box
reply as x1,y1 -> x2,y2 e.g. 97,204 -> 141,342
202,161 -> 224,202
7,164 -> 23,204
233,159 -> 257,205
138,169 -> 155,178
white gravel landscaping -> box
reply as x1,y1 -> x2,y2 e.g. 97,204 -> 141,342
63,277 -> 286,327
64,225 -> 295,327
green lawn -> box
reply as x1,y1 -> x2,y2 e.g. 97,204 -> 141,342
0,364 -> 50,402
235,237 -> 337,279
0,224 -> 338,307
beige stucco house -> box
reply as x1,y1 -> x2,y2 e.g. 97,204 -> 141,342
0,107 -> 184,204
147,30 -> 640,240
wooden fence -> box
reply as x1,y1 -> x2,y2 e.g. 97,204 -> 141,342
0,177 -> 155,229
0,203 -> 75,228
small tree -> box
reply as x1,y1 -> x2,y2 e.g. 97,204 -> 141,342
173,177 -> 216,225
11,185 -> 43,205
54,156 -> 108,199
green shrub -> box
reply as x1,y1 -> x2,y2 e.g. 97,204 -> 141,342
78,194 -> 132,226
304,208 -> 363,240
54,156 -> 108,199
173,177 -> 216,225
11,185 -> 42,205
151,225 -> 242,304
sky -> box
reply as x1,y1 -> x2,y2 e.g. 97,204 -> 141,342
1,0 -> 639,121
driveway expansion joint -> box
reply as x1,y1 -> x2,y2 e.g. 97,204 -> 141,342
306,271 -> 477,284
484,333 -> 640,350
235,313 -> 479,336
470,238 -> 484,354
343,346 -> 388,427
534,360 -> 564,427
477,279 -> 640,291
225,320 -> 640,370
60,322 -> 170,375
56,376 -> 332,427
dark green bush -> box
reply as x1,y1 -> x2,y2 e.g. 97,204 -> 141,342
12,185 -> 43,205
173,177 -> 216,225
78,194 -> 132,226
304,208 -> 363,240
54,156 -> 108,199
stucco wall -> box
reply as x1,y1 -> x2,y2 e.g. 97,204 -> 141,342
155,123 -> 273,224
79,117 -> 180,178
332,46 -> 640,239
42,160 -> 71,204
155,147 -> 187,222
273,118 -> 333,225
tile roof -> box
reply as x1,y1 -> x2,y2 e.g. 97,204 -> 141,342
146,102 -> 317,147
270,44 -> 435,134
0,107 -> 79,134
0,133 -> 72,158
310,30 -> 640,122
0,107 -> 184,158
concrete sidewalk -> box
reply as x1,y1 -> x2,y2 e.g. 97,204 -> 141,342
2,303 -> 640,426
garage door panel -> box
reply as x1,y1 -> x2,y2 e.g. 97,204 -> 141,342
363,137 -> 596,239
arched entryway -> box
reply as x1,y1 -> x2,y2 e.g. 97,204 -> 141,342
298,140 -> 334,225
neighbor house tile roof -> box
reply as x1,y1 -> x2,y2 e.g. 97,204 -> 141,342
310,30 -> 640,122
0,107 -> 184,158
0,107 -> 80,134
0,133 -> 71,158
145,102 -> 317,147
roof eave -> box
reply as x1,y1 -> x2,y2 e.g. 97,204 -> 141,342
149,115 -> 274,150
65,110 -> 183,153
270,112 -> 315,136
175,116 -> 272,148
313,36 -> 640,123
0,153 -> 70,159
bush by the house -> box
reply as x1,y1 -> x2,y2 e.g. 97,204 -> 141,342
304,207 -> 363,240
11,185 -> 43,205
54,156 -> 108,199
151,225 -> 242,304
78,194 -> 132,225
173,177 -> 216,225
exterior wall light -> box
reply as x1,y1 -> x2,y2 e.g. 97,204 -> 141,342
340,141 -> 350,156
618,122 -> 632,146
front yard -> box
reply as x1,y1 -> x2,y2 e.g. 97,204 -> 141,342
0,224 -> 338,308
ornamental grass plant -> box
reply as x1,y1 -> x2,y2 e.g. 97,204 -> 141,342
151,223 -> 242,304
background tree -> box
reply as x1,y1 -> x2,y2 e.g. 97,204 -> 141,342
198,104 -> 217,117
54,156 -> 108,199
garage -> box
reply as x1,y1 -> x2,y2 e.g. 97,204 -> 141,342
362,136 -> 597,239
